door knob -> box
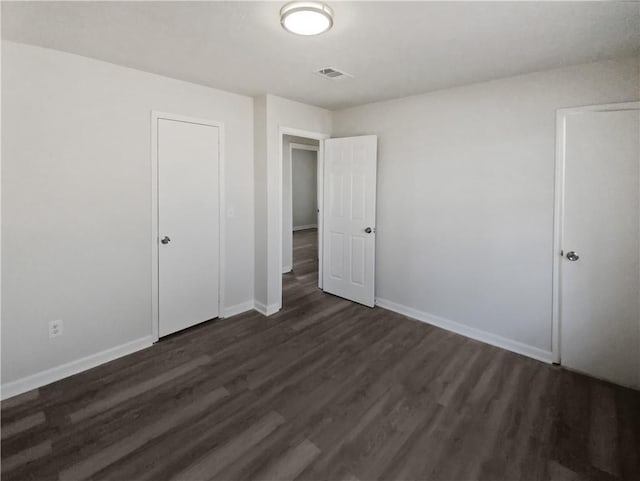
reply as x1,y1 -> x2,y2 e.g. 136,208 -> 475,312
566,251 -> 579,261
161,236 -> 171,245
364,227 -> 373,234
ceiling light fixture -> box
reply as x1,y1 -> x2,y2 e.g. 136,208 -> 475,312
280,2 -> 334,36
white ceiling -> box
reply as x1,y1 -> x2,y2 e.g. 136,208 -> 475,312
3,1 -> 639,110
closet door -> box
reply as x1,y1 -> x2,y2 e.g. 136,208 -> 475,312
158,118 -> 220,337
559,105 -> 639,388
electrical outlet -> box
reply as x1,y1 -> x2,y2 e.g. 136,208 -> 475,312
49,320 -> 63,338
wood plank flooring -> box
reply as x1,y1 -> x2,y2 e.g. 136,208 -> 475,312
2,228 -> 639,480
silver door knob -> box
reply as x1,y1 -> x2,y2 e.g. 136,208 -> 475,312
566,251 -> 579,261
364,227 -> 373,234
161,236 -> 171,245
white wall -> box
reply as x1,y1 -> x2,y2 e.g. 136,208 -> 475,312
282,135 -> 318,272
292,149 -> 318,229
332,56 -> 640,359
1,42 -> 254,387
253,96 -> 268,305
254,94 -> 330,312
4,39 -> 637,392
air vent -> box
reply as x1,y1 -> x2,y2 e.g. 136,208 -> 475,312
315,67 -> 353,80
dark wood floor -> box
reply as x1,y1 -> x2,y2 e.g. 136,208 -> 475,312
2,228 -> 639,481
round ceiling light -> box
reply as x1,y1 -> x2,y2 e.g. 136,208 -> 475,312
280,2 -> 334,36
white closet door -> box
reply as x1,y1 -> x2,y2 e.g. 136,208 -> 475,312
158,118 -> 220,337
560,106 -> 640,388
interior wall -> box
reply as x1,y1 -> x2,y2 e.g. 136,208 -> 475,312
253,96 -> 268,304
292,149 -> 318,229
332,55 -> 640,358
2,41 -> 255,386
4,39 -> 637,390
253,94 -> 331,312
282,135 -> 319,272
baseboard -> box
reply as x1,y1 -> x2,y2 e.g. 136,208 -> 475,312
375,298 -> 554,364
1,336 -> 154,401
293,224 -> 317,231
282,265 -> 292,274
222,300 -> 255,318
254,300 -> 281,316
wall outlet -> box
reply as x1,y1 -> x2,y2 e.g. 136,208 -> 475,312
49,320 -> 63,338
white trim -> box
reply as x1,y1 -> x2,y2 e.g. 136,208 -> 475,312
293,224 -> 318,231
222,300 -> 255,319
552,101 -> 640,365
375,298 -> 554,364
290,143 -> 319,152
254,300 -> 280,316
552,108 -> 566,364
316,141 -> 325,291
151,111 -> 226,342
278,127 -> 330,310
1,336 -> 154,400
555,101 -> 640,115
282,265 -> 292,274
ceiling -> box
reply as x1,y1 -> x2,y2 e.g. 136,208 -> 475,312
3,1 -> 639,110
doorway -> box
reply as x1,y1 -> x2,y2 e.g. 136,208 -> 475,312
282,135 -> 320,305
554,102 -> 640,389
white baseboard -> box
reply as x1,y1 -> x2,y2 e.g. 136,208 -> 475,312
222,300 -> 255,318
254,300 -> 281,316
293,224 -> 317,231
375,298 -> 553,364
282,265 -> 292,274
1,336 -> 154,401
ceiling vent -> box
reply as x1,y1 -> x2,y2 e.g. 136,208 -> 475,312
315,67 -> 353,80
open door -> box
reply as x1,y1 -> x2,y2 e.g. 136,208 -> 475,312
322,135 -> 377,307
557,104 -> 640,388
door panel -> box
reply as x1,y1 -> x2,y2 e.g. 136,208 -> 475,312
351,237 -> 366,285
330,232 -> 344,279
560,107 -> 640,388
323,135 -> 377,307
158,118 -> 220,337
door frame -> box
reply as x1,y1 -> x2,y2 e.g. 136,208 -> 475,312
552,101 -> 639,364
151,111 -> 226,342
278,127 -> 330,308
283,142 -> 320,273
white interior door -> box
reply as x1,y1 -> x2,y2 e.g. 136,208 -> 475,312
322,135 -> 377,307
158,118 -> 220,337
560,105 -> 640,388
